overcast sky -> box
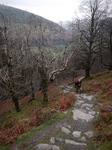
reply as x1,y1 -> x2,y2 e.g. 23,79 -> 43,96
0,0 -> 82,23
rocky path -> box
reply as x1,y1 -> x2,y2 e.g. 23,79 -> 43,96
13,84 -> 98,150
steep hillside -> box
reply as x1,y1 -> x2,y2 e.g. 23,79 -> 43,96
0,4 -> 61,30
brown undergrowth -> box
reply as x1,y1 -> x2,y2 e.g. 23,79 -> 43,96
83,71 -> 112,149
0,84 -> 75,146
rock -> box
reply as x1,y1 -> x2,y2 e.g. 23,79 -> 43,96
65,139 -> 86,146
80,136 -> 86,142
74,100 -> 85,108
61,127 -> 71,134
98,103 -> 103,107
86,107 -> 91,111
51,109 -> 58,113
22,118 -> 29,123
63,111 -> 67,114
55,138 -> 65,144
84,131 -> 93,138
101,105 -> 112,112
81,94 -> 94,101
74,102 -> 81,107
75,95 -> 82,100
67,125 -> 71,129
64,124 -> 71,129
63,89 -> 70,93
96,112 -> 99,117
72,131 -> 81,138
81,103 -> 93,108
73,108 -> 94,122
50,137 -> 55,144
105,105 -> 112,110
35,144 -> 60,150
88,111 -> 96,115
79,100 -> 85,104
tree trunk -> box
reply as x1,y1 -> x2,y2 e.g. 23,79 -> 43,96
10,85 -> 20,112
109,60 -> 112,71
12,96 -> 20,112
85,67 -> 91,78
30,80 -> 35,100
43,88 -> 48,102
8,67 -> 20,112
40,73 -> 48,104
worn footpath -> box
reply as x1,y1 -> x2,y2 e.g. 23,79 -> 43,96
13,84 -> 98,150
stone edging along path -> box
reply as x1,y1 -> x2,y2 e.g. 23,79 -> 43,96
13,84 -> 98,150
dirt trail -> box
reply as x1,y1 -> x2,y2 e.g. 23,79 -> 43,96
13,84 -> 98,150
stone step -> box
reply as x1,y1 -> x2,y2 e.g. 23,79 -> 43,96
50,137 -> 86,147
34,144 -> 60,150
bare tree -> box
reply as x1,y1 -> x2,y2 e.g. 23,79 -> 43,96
23,48 -> 37,101
72,0 -> 110,77
0,12 -> 24,112
24,18 -> 75,103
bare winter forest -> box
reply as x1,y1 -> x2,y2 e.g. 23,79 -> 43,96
0,0 -> 112,149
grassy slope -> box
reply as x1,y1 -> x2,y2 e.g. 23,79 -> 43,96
82,71 -> 112,150
0,84 -> 75,149
0,71 -> 112,150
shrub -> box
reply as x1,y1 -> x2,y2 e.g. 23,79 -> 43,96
56,94 -> 75,111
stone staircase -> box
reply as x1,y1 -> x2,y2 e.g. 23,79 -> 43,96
34,92 -> 98,150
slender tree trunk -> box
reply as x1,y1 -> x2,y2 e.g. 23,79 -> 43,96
8,62 -> 20,112
12,96 -> 20,112
85,67 -> 91,78
10,88 -> 20,112
40,71 -> 48,104
109,59 -> 112,70
43,87 -> 48,102
4,26 -> 20,112
8,66 -> 20,112
30,80 -> 35,100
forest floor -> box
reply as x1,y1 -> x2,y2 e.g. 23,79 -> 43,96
12,84 -> 97,150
